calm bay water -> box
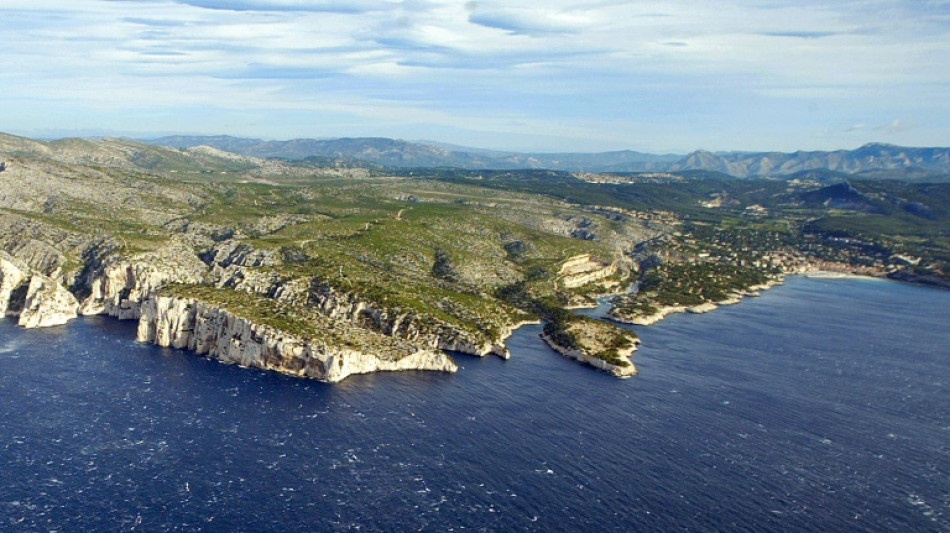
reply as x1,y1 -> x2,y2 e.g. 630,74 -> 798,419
1,277 -> 948,532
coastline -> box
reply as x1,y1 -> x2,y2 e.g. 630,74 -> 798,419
497,318 -> 542,342
801,270 -> 886,281
2,261 -> 937,383
608,276 -> 790,327
607,267 -> 918,327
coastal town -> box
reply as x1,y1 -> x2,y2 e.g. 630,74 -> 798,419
607,220 -> 937,326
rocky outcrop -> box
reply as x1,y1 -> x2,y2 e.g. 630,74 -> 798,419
0,254 -> 79,327
611,305 -> 687,326
78,240 -> 208,319
688,302 -> 719,314
137,296 -> 458,382
557,254 -> 619,289
0,257 -> 27,315
2,238 -> 67,278
540,332 -> 637,378
203,264 -> 514,359
306,281 -> 511,359
211,265 -> 291,300
202,240 -> 279,268
560,262 -> 618,289
17,275 -> 79,328
559,254 -> 596,275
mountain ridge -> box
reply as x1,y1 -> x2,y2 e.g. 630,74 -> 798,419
145,136 -> 950,180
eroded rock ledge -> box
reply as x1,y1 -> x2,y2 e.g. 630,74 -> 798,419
138,296 -> 457,382
1,254 -> 79,328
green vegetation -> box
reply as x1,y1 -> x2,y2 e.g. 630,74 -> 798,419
164,283 -> 331,340
542,312 -> 636,367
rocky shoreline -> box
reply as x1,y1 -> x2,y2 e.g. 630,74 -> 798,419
540,332 -> 638,378
2,235 -> 628,383
605,266 -> 906,327
608,278 -> 785,326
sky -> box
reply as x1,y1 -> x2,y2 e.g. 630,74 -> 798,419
1,1 -> 948,153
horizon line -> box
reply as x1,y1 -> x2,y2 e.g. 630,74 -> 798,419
2,130 -> 941,157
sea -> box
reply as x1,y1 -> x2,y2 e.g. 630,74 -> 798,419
0,276 -> 947,532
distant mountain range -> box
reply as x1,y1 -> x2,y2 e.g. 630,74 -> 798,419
148,136 -> 950,181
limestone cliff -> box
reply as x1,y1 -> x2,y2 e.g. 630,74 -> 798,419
559,262 -> 618,289
137,296 -> 457,382
18,275 -> 79,328
0,257 -> 26,315
206,261 -> 514,359
0,233 -> 513,380
0,254 -> 79,328
78,240 -> 208,319
557,254 -> 620,289
306,281 -> 511,359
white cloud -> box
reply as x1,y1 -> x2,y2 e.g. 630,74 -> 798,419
876,119 -> 914,134
0,0 -> 947,151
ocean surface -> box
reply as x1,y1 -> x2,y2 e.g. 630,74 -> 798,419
1,277 -> 948,532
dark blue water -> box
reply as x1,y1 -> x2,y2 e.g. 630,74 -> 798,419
1,277 -> 948,532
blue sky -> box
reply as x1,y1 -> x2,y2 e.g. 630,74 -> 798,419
1,0 -> 948,153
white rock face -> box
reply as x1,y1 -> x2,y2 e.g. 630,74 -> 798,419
138,296 -> 458,383
307,282 -> 511,359
3,236 -> 483,381
83,262 -> 170,319
612,305 -> 688,326
0,258 -> 26,315
78,264 -> 130,316
688,302 -> 719,314
18,275 -> 79,328
79,243 -> 207,319
559,262 -> 618,289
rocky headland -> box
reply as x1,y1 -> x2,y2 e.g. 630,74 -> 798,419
540,313 -> 638,377
541,331 -> 637,377
0,239 -> 477,382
